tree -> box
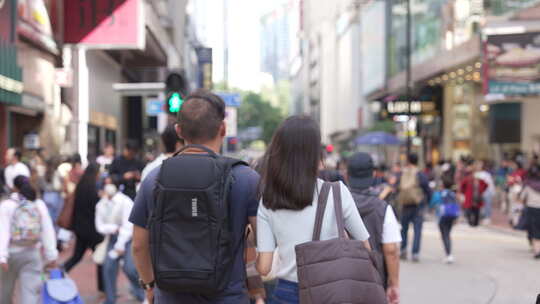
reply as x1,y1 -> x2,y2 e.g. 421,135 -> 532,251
239,92 -> 284,144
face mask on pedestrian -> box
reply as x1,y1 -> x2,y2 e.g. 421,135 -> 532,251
104,183 -> 117,198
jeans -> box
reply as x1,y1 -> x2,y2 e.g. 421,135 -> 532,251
400,205 -> 424,255
483,192 -> 494,219
466,208 -> 480,227
0,248 -> 42,304
270,279 -> 299,304
42,191 -> 64,228
438,217 -> 456,255
102,237 -> 144,304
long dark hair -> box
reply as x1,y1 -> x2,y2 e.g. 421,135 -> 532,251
74,163 -> 100,198
13,175 -> 37,201
259,116 -> 321,211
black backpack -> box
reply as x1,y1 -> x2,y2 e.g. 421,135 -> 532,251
148,144 -> 248,295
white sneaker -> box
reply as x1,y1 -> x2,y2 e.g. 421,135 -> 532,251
445,255 -> 455,264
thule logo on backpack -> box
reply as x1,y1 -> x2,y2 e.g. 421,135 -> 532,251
191,198 -> 198,217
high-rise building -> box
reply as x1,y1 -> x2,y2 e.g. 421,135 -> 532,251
260,1 -> 299,83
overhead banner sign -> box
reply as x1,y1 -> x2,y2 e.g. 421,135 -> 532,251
64,0 -> 145,49
486,32 -> 540,95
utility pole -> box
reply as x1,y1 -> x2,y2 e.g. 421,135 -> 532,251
223,0 -> 229,90
405,0 -> 412,155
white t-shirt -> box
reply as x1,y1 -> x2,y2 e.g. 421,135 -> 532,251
382,206 -> 402,244
257,180 -> 370,283
4,162 -> 30,189
141,154 -> 168,182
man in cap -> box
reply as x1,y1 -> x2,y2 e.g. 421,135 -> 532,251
347,152 -> 401,304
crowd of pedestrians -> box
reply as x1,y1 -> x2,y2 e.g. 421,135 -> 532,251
1,89 -> 540,304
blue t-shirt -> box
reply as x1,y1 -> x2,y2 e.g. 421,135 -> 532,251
129,163 -> 260,304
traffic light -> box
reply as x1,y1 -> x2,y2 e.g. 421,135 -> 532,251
165,72 -> 187,115
167,92 -> 183,113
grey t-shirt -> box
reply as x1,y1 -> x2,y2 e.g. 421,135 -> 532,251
257,180 -> 370,282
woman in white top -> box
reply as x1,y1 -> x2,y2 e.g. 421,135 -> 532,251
256,116 -> 371,304
0,175 -> 58,304
95,178 -> 144,304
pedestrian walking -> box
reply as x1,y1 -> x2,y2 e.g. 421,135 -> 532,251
0,175 -> 59,304
109,141 -> 144,200
140,124 -> 184,182
397,153 -> 431,262
97,143 -> 116,173
256,116 -> 372,304
3,148 -> 30,192
130,89 -> 259,303
475,160 -> 496,224
62,163 -> 105,295
430,178 -> 460,264
41,157 -> 65,230
64,154 -> 84,196
95,179 -> 144,303
520,164 -> 540,259
347,152 -> 402,304
460,160 -> 487,227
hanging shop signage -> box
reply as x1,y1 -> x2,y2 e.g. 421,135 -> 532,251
385,100 -> 436,115
17,0 -> 57,53
64,0 -> 145,49
486,32 -> 540,95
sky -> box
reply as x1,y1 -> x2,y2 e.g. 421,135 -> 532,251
190,0 -> 288,91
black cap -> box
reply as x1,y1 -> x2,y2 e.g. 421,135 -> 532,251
347,152 -> 374,189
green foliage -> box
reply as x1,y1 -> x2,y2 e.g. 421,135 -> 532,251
239,92 -> 284,144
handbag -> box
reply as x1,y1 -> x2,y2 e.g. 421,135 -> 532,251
92,235 -> 110,265
57,193 -> 75,231
42,269 -> 84,304
295,182 -> 387,304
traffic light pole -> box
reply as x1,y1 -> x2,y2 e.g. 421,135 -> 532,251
405,0 -> 412,155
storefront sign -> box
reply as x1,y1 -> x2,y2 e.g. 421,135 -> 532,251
486,32 -> 540,95
23,133 -> 40,150
146,99 -> 163,116
216,92 -> 241,108
64,0 -> 144,49
386,101 -> 436,115
0,74 -> 23,94
17,0 -> 57,53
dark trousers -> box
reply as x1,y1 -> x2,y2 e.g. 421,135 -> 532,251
64,235 -> 104,292
465,208 -> 480,227
439,216 -> 457,255
400,205 -> 423,255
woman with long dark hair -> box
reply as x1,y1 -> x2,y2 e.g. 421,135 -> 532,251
0,175 -> 58,303
256,116 -> 371,303
62,163 -> 105,293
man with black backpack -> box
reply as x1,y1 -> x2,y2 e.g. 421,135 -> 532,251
347,152 -> 402,304
129,89 -> 259,303
396,153 -> 431,262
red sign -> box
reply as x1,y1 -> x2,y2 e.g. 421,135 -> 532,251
64,0 -> 144,49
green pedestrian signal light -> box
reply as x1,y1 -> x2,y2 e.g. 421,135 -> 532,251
168,92 -> 183,113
